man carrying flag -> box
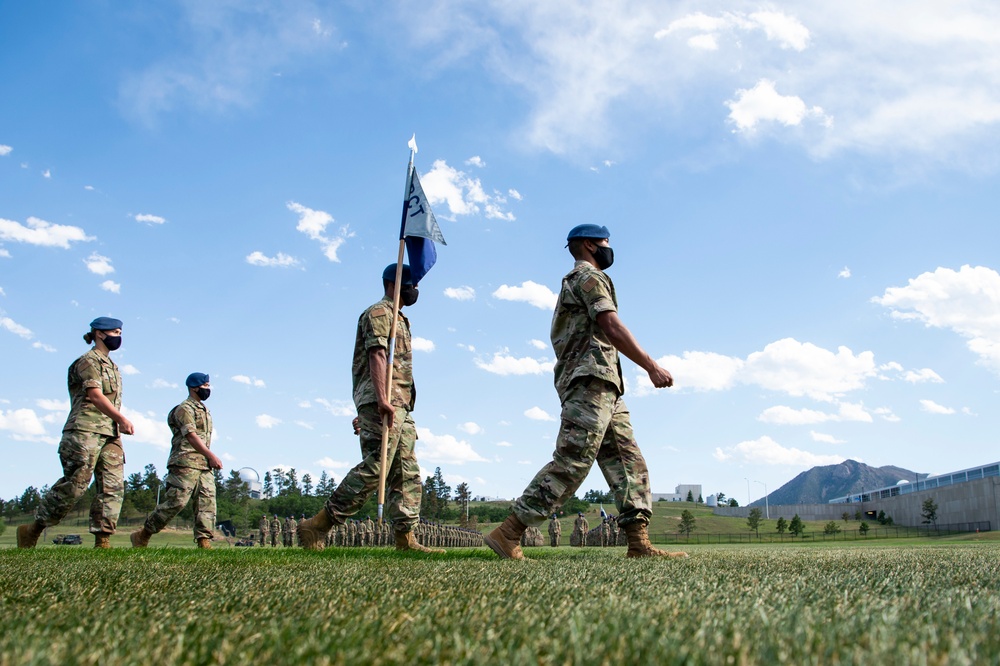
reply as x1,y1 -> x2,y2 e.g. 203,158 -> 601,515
299,135 -> 445,553
297,262 -> 442,553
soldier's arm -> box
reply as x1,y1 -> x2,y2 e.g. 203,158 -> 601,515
595,311 -> 673,388
85,387 -> 135,435
184,432 -> 223,470
368,347 -> 394,427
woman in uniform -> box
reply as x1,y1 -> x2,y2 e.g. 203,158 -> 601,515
17,316 -> 134,549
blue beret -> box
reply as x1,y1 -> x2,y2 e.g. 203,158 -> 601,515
89,316 -> 123,331
382,263 -> 414,285
566,224 -> 610,241
185,372 -> 210,388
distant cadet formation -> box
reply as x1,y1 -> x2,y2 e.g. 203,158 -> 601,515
17,224 -> 687,561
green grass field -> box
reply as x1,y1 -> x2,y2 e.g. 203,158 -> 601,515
2,538 -> 999,665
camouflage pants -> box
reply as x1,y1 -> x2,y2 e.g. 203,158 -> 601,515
36,429 -> 125,535
259,531 -> 268,546
513,378 -> 653,528
550,534 -> 560,547
323,404 -> 421,534
144,466 -> 216,540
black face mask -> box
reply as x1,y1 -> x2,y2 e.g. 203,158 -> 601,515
592,246 -> 614,270
101,334 -> 122,351
401,286 -> 419,306
196,388 -> 211,401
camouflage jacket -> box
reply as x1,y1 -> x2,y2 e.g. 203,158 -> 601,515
550,261 -> 624,401
166,397 -> 213,470
259,517 -> 269,533
270,518 -> 281,534
62,348 -> 122,436
548,519 -> 562,535
352,297 -> 415,411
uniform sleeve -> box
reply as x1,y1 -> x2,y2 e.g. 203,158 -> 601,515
174,403 -> 198,437
362,305 -> 392,352
576,271 -> 617,320
76,356 -> 103,391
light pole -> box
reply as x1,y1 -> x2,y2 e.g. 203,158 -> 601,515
754,480 -> 769,519
744,477 -> 751,508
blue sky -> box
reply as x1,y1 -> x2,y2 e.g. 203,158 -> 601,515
2,1 -> 999,506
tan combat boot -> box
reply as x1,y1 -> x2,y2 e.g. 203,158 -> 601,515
484,514 -> 529,560
196,537 -> 212,550
130,527 -> 153,548
94,533 -> 112,549
16,521 -> 45,549
623,522 -> 689,559
297,510 -> 334,550
394,531 -> 445,554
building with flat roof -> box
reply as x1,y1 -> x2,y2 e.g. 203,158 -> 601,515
652,484 -> 702,503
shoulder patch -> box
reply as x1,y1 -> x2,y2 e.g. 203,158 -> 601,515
370,306 -> 390,318
582,277 -> 598,293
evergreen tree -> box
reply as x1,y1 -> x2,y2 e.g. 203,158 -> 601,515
686,490 -> 694,502
746,507 -> 763,538
678,509 -> 697,536
921,497 -> 938,526
263,471 -> 273,499
302,473 -> 313,497
789,514 -> 805,537
775,517 -> 787,534
859,521 -> 870,537
716,492 -> 727,505
316,471 -> 330,497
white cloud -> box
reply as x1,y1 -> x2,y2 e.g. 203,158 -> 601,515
246,251 -> 301,268
726,79 -> 830,133
421,160 -> 516,221
475,352 -> 554,376
920,399 -> 955,415
444,286 -> 476,301
0,249 -> 10,258
314,398 -> 355,417
0,216 -> 94,248
287,201 -> 353,262
294,421 -> 314,430
31,342 -> 56,352
134,213 -> 166,225
120,364 -> 141,375
122,407 -> 172,449
713,435 -> 845,467
458,422 -> 483,435
42,169 -> 51,179
316,457 -> 351,470
839,267 -> 851,279
529,339 -> 548,350
508,189 -> 522,201
411,337 -> 435,352
492,281 -> 557,310
524,406 -> 555,421
874,266 -> 1000,373
35,399 -> 69,413
641,351 -> 743,395
415,427 -> 489,464
256,414 -> 282,428
151,378 -> 178,389
496,441 -> 513,447
84,252 -> 115,276
465,156 -> 485,167
903,368 -> 944,383
0,408 -> 48,438
232,375 -> 266,388
1,316 -> 33,339
810,431 -> 845,444
100,280 -> 121,294
758,402 -> 874,425
0,145 -> 11,156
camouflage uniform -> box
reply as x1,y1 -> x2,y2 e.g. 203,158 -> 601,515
143,396 -> 216,541
270,516 -> 281,547
36,349 -> 126,535
574,515 -> 589,547
288,516 -> 297,546
258,516 -> 269,547
548,516 -> 562,546
320,297 -> 422,536
512,261 -> 654,529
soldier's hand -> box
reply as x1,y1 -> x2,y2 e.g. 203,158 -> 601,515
119,417 -> 135,435
377,401 -> 395,429
647,365 -> 673,389
352,416 -> 361,436
207,453 -> 224,470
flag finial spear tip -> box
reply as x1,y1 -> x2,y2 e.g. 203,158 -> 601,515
408,134 -> 418,154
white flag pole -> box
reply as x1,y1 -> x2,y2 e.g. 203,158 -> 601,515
377,135 -> 417,524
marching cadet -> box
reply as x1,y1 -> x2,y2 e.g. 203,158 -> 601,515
297,264 -> 443,553
258,514 -> 269,547
131,372 -> 221,549
18,317 -> 134,549
485,224 -> 689,560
